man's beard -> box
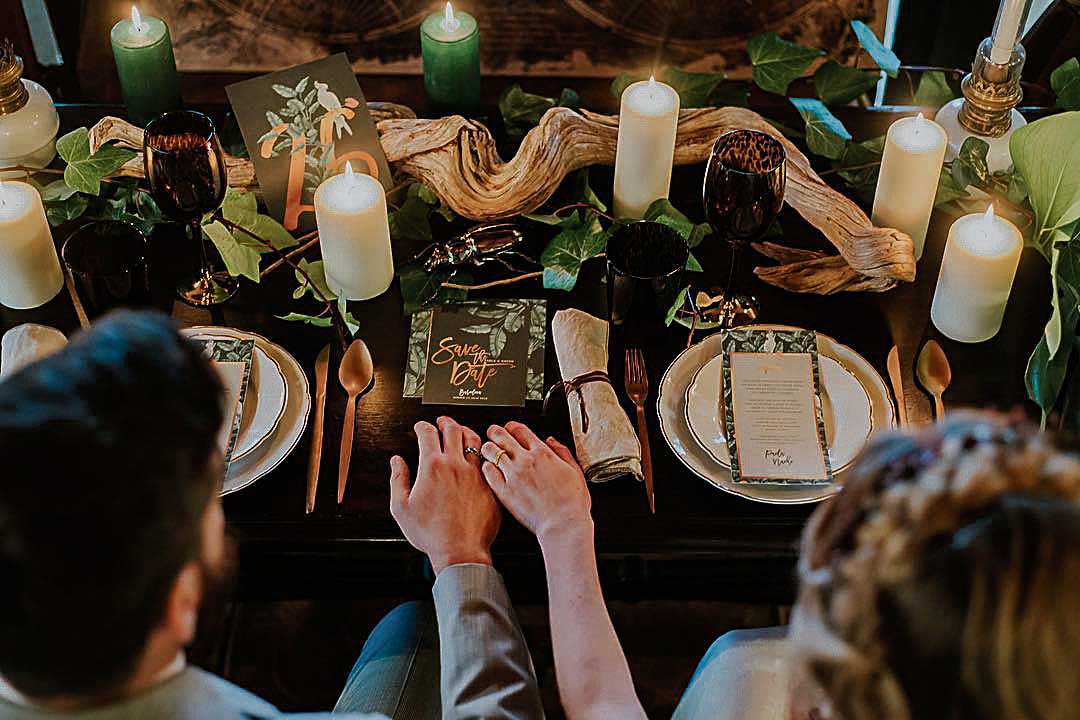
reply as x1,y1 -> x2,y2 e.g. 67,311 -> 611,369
193,533 -> 237,654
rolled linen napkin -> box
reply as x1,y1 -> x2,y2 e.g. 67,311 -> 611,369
550,309 -> 642,483
1,323 -> 67,379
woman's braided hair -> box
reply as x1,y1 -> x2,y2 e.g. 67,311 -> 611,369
790,412 -> 1080,720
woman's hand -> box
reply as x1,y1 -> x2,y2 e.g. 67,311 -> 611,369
389,417 -> 499,574
480,421 -> 592,545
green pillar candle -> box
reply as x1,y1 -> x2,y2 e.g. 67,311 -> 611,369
420,2 -> 481,116
110,6 -> 181,127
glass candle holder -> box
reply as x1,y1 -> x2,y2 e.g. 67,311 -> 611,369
62,220 -> 151,318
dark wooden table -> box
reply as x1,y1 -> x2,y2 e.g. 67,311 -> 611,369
0,97 -> 1051,604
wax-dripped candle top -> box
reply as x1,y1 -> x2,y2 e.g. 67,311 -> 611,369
959,204 -> 1018,257
0,179 -> 33,220
892,113 -> 947,154
623,76 -> 679,116
321,161 -> 383,213
423,1 -> 476,42
111,5 -> 167,48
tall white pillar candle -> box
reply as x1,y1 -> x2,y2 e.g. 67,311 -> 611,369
0,180 -> 63,309
931,205 -> 1022,343
613,77 -> 680,219
314,162 -> 394,301
990,0 -> 1031,64
871,113 -> 948,260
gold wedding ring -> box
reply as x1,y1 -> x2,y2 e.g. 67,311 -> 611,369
490,448 -> 507,467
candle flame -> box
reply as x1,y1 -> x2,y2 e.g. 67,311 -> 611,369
131,5 -> 143,32
0,179 -> 5,208
442,1 -> 461,32
984,203 -> 996,223
345,161 -> 354,179
648,75 -> 656,87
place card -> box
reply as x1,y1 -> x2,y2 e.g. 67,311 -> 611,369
720,328 -> 832,484
193,337 -> 255,470
226,53 -> 392,233
403,300 -> 546,406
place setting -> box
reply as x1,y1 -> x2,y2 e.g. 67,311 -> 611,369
0,0 -> 1075,530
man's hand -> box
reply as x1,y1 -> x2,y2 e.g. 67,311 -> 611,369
480,421 -> 593,546
390,417 -> 500,574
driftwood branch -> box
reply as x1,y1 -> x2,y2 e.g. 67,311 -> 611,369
86,103 -> 914,295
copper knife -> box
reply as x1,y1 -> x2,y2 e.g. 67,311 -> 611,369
886,345 -> 909,428
306,344 -> 331,513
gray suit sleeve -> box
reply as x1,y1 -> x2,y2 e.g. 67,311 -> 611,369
431,564 -> 545,720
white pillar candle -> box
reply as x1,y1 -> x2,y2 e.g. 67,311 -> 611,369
612,76 -> 680,220
871,113 -> 948,260
0,180 -> 63,309
990,0 -> 1030,64
314,162 -> 394,301
931,205 -> 1022,343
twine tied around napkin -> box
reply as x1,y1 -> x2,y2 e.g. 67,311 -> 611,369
551,309 -> 642,483
543,370 -> 610,434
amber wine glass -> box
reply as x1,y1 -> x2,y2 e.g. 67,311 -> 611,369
143,110 -> 237,306
702,129 -> 786,327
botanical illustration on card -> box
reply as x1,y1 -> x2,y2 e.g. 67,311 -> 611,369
226,54 -> 392,232
404,300 -> 546,404
192,337 -> 255,469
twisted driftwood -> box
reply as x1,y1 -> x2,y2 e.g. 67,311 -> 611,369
88,104 -> 914,294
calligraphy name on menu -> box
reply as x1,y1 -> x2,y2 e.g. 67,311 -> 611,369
429,336 -> 517,391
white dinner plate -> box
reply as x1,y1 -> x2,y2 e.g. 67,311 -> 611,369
685,353 -> 873,473
657,325 -> 894,504
183,327 -> 311,496
195,334 -> 289,462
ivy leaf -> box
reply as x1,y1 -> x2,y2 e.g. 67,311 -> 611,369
660,66 -> 726,108
398,265 -> 469,314
276,312 -> 333,328
337,295 -> 360,336
643,198 -> 711,247
249,214 -> 299,251
913,70 -> 956,108
56,127 -> 137,196
498,84 -> 579,138
220,187 -> 259,228
790,98 -> 851,160
203,220 -> 260,282
935,168 -> 970,207
1051,58 -> 1080,111
292,259 -> 336,301
39,179 -> 77,202
686,252 -> 703,272
747,32 -> 823,95
665,286 -> 690,326
851,19 -> 900,78
951,137 -> 992,190
540,215 -> 607,291
389,184 -> 437,243
813,60 -> 879,105
831,135 -> 884,203
45,193 -> 89,226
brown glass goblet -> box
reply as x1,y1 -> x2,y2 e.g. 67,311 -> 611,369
143,110 -> 237,306
702,129 -> 786,328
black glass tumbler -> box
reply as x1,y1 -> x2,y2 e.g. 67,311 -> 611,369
61,220 -> 151,317
606,221 -> 689,342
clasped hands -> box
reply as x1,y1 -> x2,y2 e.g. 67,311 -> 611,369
390,417 -> 592,573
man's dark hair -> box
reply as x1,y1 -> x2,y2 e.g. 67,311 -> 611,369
0,310 -> 223,698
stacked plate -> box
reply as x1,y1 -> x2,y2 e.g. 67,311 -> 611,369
183,326 -> 311,496
657,325 -> 894,504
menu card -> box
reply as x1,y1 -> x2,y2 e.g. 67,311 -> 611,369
403,300 -> 546,406
721,328 -> 832,484
193,337 -> 255,469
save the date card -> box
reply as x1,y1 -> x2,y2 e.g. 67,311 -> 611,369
404,300 -> 546,407
226,53 -> 392,233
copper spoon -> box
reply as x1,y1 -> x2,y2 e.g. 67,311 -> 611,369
338,339 -> 375,505
916,340 -> 951,420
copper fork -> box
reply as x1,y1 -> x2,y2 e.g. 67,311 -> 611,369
624,348 -> 655,514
